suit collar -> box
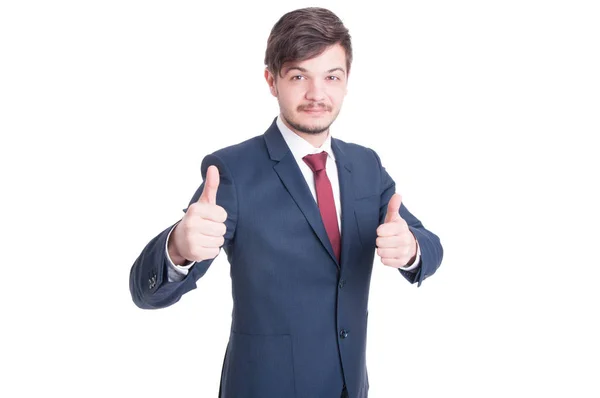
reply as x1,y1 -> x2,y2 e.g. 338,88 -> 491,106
264,117 -> 289,162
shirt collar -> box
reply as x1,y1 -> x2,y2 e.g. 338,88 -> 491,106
276,115 -> 336,162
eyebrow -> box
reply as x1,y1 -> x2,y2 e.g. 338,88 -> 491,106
283,66 -> 346,76
326,67 -> 346,75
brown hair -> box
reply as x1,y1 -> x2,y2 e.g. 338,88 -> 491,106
264,7 -> 352,78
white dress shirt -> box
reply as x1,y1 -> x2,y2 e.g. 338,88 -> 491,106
166,115 -> 420,282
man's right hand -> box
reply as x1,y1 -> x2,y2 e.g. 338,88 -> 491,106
168,165 -> 228,265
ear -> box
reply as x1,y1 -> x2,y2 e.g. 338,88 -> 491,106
264,68 -> 278,97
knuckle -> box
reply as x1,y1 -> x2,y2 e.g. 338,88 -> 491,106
216,206 -> 228,222
184,221 -> 198,234
178,221 -> 190,236
186,203 -> 201,216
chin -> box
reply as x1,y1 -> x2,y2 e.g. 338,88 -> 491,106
298,123 -> 331,135
282,109 -> 337,135
299,115 -> 333,129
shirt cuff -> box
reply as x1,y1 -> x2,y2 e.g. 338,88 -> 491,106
401,238 -> 421,272
165,222 -> 196,282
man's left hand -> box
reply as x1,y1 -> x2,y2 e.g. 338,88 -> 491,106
376,193 -> 417,268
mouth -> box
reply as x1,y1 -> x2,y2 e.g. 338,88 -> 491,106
299,106 -> 331,115
302,109 -> 326,114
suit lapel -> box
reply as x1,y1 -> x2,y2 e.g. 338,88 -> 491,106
273,156 -> 339,268
264,119 -> 355,270
331,137 -> 355,272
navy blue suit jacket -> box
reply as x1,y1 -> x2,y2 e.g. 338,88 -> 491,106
130,119 -> 443,398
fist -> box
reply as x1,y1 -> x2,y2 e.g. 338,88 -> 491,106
169,165 -> 228,263
376,193 -> 417,268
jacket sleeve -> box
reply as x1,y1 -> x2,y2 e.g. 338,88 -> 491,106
129,153 -> 238,309
372,149 -> 443,287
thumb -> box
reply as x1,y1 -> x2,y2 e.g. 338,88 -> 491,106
384,193 -> 402,223
198,165 -> 220,205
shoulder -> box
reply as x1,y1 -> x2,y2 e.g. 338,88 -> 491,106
212,134 -> 264,160
333,137 -> 382,166
200,131 -> 270,180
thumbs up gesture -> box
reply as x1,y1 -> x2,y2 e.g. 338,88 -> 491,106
376,193 -> 418,268
168,165 -> 228,264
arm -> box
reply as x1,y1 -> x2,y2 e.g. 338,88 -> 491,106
373,150 -> 443,287
129,153 -> 238,309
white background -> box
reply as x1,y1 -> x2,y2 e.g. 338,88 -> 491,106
1,1 -> 599,397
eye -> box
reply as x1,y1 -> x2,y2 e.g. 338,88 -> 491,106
327,76 -> 341,81
291,75 -> 305,81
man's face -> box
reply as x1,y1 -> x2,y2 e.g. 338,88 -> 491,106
265,44 -> 349,135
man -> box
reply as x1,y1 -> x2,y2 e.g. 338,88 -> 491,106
130,7 -> 443,398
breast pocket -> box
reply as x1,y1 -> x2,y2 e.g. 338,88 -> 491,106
222,332 -> 296,398
354,194 -> 381,249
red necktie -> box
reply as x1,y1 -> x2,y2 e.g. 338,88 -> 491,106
303,151 -> 341,263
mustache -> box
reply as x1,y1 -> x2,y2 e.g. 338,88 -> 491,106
297,103 -> 332,112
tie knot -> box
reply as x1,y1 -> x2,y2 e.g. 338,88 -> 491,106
303,151 -> 328,173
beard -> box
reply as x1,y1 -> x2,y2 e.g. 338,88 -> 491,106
281,103 -> 340,135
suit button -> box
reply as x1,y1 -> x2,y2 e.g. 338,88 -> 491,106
338,279 -> 346,289
339,329 -> 349,339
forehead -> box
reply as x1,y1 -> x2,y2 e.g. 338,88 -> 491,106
282,44 -> 347,74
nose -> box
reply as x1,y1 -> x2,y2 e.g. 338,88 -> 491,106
305,80 -> 326,102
